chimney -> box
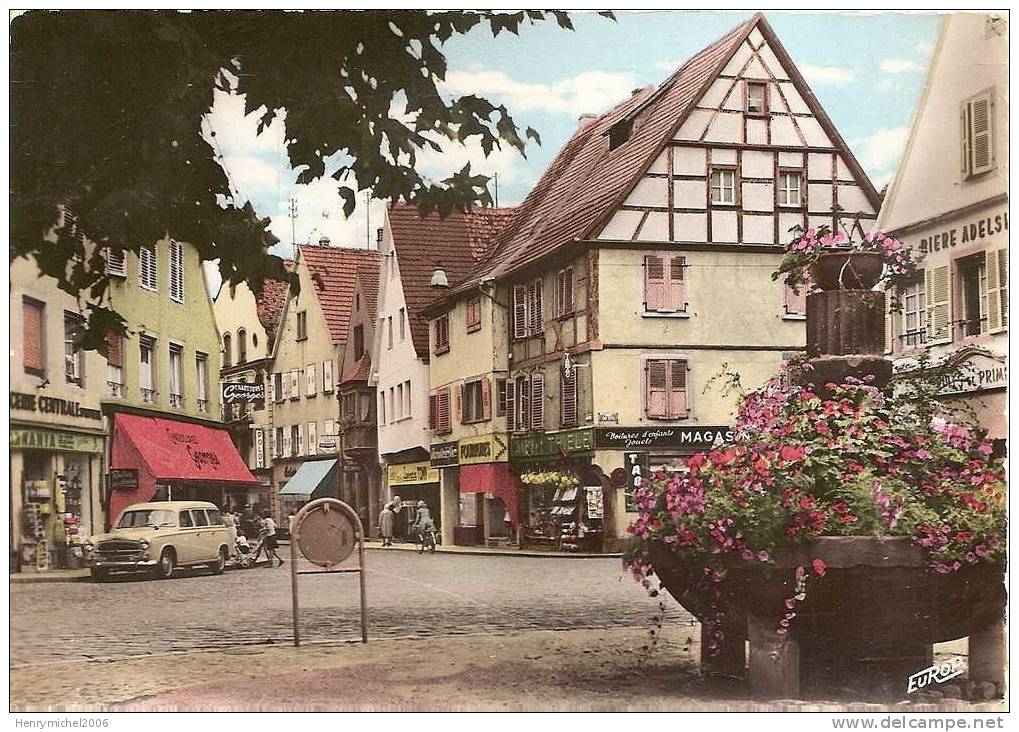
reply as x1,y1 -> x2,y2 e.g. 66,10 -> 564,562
578,113 -> 598,128
318,235 -> 331,247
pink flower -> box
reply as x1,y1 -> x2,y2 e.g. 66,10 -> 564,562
811,559 -> 827,577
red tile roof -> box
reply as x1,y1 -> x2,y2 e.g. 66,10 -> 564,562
299,245 -> 380,344
478,17 -> 755,279
387,204 -> 515,360
255,260 -> 294,348
340,354 -> 371,385
355,260 -> 381,323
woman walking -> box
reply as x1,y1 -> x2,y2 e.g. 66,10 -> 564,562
378,503 -> 395,547
261,510 -> 284,567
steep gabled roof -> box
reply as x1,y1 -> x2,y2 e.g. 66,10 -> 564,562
387,203 -> 514,359
355,260 -> 381,323
299,245 -> 380,344
255,259 -> 294,349
462,13 -> 879,282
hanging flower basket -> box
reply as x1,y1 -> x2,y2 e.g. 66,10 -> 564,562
809,250 -> 885,290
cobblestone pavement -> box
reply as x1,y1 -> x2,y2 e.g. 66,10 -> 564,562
11,551 -> 691,667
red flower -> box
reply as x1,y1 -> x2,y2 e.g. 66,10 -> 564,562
811,558 -> 827,577
779,445 -> 807,463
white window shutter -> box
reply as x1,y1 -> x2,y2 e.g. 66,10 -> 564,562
169,240 -> 184,303
283,430 -> 291,458
505,379 -> 516,432
307,422 -> 317,456
960,103 -> 971,178
985,248 -> 1006,333
323,360 -> 334,392
530,372 -> 544,430
925,266 -> 952,344
105,247 -> 126,277
969,93 -> 994,175
290,370 -> 299,398
306,364 -> 316,396
561,369 -> 578,427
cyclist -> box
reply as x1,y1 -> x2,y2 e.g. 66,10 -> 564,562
412,500 -> 436,549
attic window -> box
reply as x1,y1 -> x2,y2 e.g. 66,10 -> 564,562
608,120 -> 633,150
312,271 -> 326,291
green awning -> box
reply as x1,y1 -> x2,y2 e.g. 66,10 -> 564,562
278,459 -> 337,497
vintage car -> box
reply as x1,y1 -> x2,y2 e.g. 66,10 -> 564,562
84,501 -> 231,580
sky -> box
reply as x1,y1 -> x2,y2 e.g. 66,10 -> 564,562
204,10 -> 941,288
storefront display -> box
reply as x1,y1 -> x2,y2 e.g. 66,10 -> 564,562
519,470 -> 603,552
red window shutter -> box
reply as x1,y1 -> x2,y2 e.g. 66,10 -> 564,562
455,382 -> 464,424
428,392 -> 437,430
104,330 -> 123,367
561,370 -> 577,427
563,268 -> 574,314
481,377 -> 492,420
784,282 -> 807,315
505,379 -> 516,431
663,256 -> 685,312
530,372 -> 545,430
669,360 -> 689,418
646,361 -> 668,418
528,281 -> 543,336
438,388 -> 451,433
22,299 -> 44,372
645,256 -> 666,311
513,286 -> 527,339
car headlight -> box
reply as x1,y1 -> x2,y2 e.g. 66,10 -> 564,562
139,538 -> 150,547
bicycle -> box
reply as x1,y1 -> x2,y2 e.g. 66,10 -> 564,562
415,527 -> 437,554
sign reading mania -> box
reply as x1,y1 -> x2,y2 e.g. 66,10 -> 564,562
10,427 -> 104,454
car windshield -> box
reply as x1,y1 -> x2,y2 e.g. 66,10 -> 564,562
116,509 -> 175,528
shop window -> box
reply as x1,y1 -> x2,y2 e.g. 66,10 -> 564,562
644,254 -> 686,314
169,239 -> 184,303
746,81 -> 768,115
710,168 -> 736,205
778,171 -> 803,208
957,254 -> 988,337
195,353 -> 209,411
105,330 -> 124,397
139,244 -> 157,291
139,336 -> 156,403
296,310 -> 308,341
434,314 -> 450,354
63,313 -> 84,386
466,298 -> 482,333
168,343 -> 183,408
22,298 -> 45,376
645,359 -> 689,420
353,324 -> 365,360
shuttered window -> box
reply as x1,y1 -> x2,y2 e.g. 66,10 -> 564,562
466,298 -> 482,332
530,372 -> 545,431
323,360 -> 334,393
505,379 -> 517,431
104,247 -> 126,277
434,314 -> 450,354
645,359 -> 689,419
513,286 -> 527,339
986,248 -> 1008,333
513,281 -> 545,338
290,370 -> 300,400
925,266 -> 952,344
306,363 -> 316,397
644,254 -> 686,313
22,298 -> 44,374
528,280 -> 543,336
961,91 -> 994,179
428,392 -> 437,430
436,387 -> 451,434
139,245 -> 157,291
104,330 -> 123,367
169,239 -> 184,303
555,268 -> 574,317
561,369 -> 578,428
307,422 -> 317,456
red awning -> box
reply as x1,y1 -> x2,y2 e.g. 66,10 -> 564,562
112,413 -> 259,485
459,463 -> 520,527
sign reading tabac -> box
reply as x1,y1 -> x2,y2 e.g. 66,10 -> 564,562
387,461 -> 440,487
596,426 -> 734,452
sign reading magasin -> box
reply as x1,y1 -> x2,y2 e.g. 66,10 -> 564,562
595,426 -> 734,452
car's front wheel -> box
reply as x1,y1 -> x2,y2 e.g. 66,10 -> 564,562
211,546 -> 228,574
153,548 -> 175,579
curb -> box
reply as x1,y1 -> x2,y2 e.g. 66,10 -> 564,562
10,571 -> 91,584
361,543 -> 623,559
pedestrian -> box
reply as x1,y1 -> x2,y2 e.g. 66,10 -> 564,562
222,507 -> 238,555
260,510 -> 284,567
391,495 -> 404,542
378,503 -> 395,547
412,500 -> 435,540
357,504 -> 368,531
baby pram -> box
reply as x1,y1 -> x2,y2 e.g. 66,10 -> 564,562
234,534 -> 265,568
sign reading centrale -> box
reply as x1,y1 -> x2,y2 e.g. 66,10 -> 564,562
10,392 -> 102,421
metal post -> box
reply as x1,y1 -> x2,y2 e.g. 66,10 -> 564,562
358,519 -> 368,643
291,527 -> 300,647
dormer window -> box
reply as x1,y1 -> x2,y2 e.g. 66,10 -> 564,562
608,119 -> 632,151
746,81 -> 768,115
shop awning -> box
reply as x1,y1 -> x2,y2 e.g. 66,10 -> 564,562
279,459 -> 337,497
459,463 -> 520,527
112,414 -> 259,484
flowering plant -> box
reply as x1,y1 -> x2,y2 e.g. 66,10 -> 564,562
772,225 -> 918,300
625,361 -> 1006,649
520,470 -> 579,488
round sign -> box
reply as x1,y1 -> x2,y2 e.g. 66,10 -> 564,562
610,467 -> 627,487
294,499 -> 358,567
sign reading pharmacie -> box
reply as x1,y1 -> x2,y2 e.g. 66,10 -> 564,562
221,380 -> 265,406
595,426 -> 734,452
430,434 -> 509,467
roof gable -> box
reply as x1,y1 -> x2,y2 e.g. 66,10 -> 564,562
297,245 -> 380,344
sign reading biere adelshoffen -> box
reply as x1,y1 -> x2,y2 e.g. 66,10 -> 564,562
221,380 -> 265,406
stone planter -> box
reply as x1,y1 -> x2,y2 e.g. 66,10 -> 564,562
650,537 -> 1005,698
809,251 -> 884,290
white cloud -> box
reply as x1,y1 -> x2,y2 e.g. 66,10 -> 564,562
880,58 -> 925,74
799,63 -> 856,85
854,126 -> 910,183
914,42 -> 934,55
442,68 -> 636,117
654,58 -> 685,73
